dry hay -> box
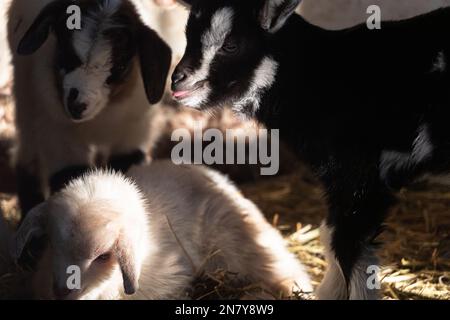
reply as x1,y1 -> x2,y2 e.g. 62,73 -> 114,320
240,165 -> 450,300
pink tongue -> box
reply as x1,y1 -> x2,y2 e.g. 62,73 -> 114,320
173,91 -> 189,98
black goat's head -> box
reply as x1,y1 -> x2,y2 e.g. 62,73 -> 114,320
171,0 -> 300,116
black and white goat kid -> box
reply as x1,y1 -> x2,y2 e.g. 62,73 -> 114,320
8,0 -> 172,215
172,0 -> 450,299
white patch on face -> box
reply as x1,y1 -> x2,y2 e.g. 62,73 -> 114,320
233,56 -> 279,116
178,7 -> 234,108
63,37 -> 113,122
63,0 -> 123,122
73,0 -> 122,62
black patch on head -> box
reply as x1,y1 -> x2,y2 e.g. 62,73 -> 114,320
50,164 -> 91,193
103,15 -> 137,85
108,149 -> 146,173
54,27 -> 82,74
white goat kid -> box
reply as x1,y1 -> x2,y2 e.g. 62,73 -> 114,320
13,161 -> 312,300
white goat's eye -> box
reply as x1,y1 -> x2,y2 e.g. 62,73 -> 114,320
95,253 -> 111,263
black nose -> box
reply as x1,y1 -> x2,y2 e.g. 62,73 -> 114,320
53,284 -> 72,300
67,88 -> 87,120
68,88 -> 79,104
172,70 -> 187,86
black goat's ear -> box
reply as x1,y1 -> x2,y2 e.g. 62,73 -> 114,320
137,26 -> 172,105
259,0 -> 301,34
17,0 -> 71,55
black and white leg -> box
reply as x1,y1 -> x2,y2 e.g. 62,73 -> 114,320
317,166 -> 395,299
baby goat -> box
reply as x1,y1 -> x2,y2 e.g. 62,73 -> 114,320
172,0 -> 450,299
7,0 -> 172,215
13,161 -> 312,300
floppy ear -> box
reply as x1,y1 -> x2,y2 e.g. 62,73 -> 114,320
17,0 -> 71,55
259,0 -> 301,34
137,26 -> 172,105
12,202 -> 48,262
115,232 -> 140,295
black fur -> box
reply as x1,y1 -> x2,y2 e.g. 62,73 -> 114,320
175,0 -> 450,298
108,149 -> 146,173
50,165 -> 91,193
15,0 -> 172,219
16,166 -> 45,215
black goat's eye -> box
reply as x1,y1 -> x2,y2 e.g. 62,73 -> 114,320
95,253 -> 111,263
221,40 -> 238,54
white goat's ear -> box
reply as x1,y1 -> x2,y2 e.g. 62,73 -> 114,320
12,202 -> 48,262
259,0 -> 301,33
137,26 -> 172,104
116,232 -> 140,295
17,0 -> 70,55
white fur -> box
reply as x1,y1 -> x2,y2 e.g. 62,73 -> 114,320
431,51 -> 447,72
67,0 -> 123,120
63,39 -> 113,121
233,56 -> 279,116
299,0 -> 449,30
412,124 -> 434,162
315,223 -> 348,299
380,124 -> 434,182
316,223 -> 380,300
27,161 -> 312,299
178,7 -> 234,108
7,0 -> 157,191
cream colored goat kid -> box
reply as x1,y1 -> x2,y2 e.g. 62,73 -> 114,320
13,161 -> 312,300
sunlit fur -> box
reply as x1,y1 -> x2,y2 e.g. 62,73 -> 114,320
176,0 -> 450,300
22,162 -> 311,299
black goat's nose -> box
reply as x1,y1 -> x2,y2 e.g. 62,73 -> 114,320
68,88 -> 79,103
172,70 -> 187,85
66,88 -> 86,120
68,102 -> 87,120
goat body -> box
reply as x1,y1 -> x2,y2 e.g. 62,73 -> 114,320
7,0 -> 171,215
15,161 -> 312,299
172,0 -> 450,299
259,9 -> 450,299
